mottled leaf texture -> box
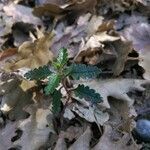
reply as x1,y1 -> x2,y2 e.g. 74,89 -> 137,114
53,48 -> 68,69
44,73 -> 61,94
52,90 -> 62,113
74,84 -> 102,104
70,64 -> 101,80
25,65 -> 51,80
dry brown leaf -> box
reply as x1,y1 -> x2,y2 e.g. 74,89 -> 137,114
74,79 -> 149,108
123,23 -> 150,80
75,19 -> 120,64
4,32 -> 54,70
92,125 -> 140,150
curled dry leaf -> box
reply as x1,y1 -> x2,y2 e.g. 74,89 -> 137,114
74,79 -> 149,108
123,23 -> 150,80
4,32 -> 54,70
75,19 -> 120,65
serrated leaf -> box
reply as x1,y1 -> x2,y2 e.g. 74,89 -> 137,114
24,65 -> 51,80
52,90 -> 62,113
69,64 -> 101,80
44,73 -> 61,94
63,66 -> 72,76
53,48 -> 68,69
74,84 -> 102,104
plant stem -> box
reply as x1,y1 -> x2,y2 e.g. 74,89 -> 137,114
60,77 -> 72,128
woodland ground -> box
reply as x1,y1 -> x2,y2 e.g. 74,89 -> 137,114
0,0 -> 150,150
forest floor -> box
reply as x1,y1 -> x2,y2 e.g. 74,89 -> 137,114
0,0 -> 150,150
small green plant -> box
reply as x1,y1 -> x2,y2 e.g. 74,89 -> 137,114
25,48 -> 102,113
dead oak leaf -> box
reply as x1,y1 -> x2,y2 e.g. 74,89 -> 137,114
4,32 -> 54,70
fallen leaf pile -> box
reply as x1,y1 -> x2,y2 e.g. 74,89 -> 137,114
0,0 -> 150,149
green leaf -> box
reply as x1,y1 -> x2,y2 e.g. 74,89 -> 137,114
44,73 -> 61,94
52,90 -> 62,113
63,66 -> 72,76
69,64 -> 101,80
53,48 -> 68,69
74,84 -> 102,104
24,65 -> 51,80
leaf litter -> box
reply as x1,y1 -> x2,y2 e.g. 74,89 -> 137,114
0,0 -> 150,149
